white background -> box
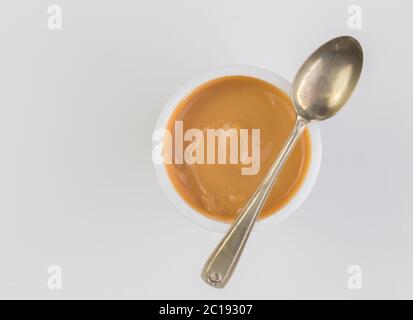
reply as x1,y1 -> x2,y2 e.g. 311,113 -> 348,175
0,0 -> 412,299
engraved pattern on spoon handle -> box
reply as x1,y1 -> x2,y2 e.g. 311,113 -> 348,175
201,116 -> 308,288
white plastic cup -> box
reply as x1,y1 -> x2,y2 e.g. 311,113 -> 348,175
153,65 -> 322,232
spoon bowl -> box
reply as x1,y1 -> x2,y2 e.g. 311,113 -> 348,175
292,36 -> 363,121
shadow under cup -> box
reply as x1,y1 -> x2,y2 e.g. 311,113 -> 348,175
154,66 -> 322,233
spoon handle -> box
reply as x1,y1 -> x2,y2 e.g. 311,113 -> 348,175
201,116 -> 308,288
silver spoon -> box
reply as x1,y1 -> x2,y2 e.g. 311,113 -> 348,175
201,36 -> 363,288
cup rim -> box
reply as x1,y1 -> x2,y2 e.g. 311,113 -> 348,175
153,65 -> 322,233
